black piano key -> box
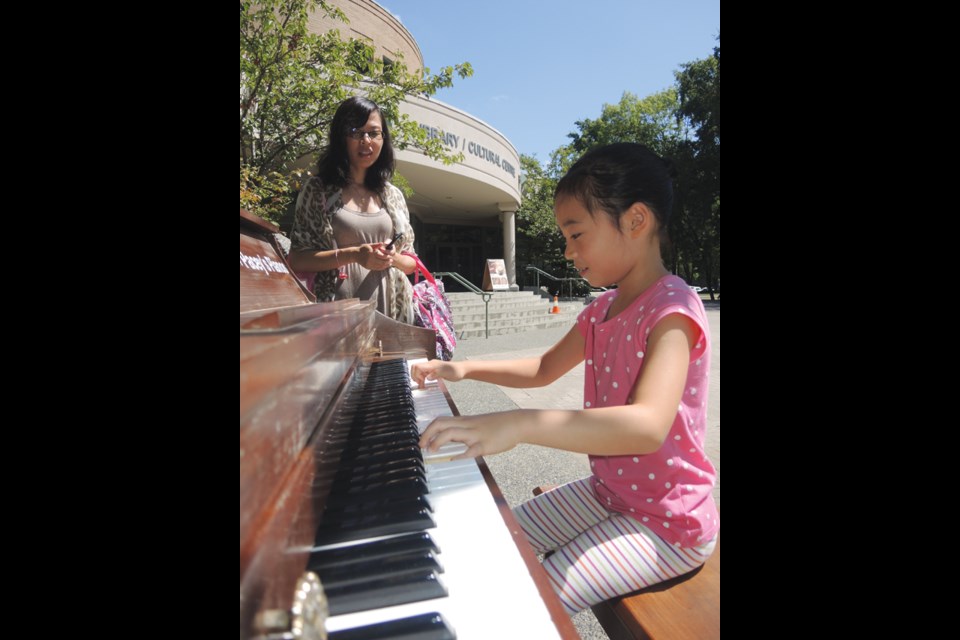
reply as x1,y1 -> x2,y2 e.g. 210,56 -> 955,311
339,465 -> 426,490
350,413 -> 417,428
343,397 -> 416,412
317,456 -> 424,484
315,466 -> 427,497
336,415 -> 417,431
345,386 -> 411,401
330,425 -> 418,442
335,469 -> 428,495
335,426 -> 416,442
323,432 -> 419,457
309,532 -> 440,570
322,495 -> 433,520
337,436 -> 421,460
326,445 -> 422,466
315,506 -> 435,545
328,612 -> 456,640
309,356 -> 443,558
358,398 -> 416,410
325,570 -> 448,616
325,476 -> 429,508
335,406 -> 417,425
343,389 -> 411,404
325,427 -> 419,449
326,500 -> 434,527
347,382 -> 410,396
340,413 -> 415,427
363,373 -> 409,384
317,550 -> 442,588
342,408 -> 416,423
353,374 -> 407,385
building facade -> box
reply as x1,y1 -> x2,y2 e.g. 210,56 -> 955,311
307,0 -> 522,290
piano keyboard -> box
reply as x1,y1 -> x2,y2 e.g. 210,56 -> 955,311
311,358 -> 562,640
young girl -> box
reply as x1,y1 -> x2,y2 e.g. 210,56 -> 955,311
413,143 -> 718,615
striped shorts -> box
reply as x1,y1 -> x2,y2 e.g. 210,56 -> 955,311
513,477 -> 717,615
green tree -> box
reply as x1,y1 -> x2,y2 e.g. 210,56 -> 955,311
567,90 -> 685,158
563,91 -> 691,282
560,82 -> 720,299
240,0 -> 472,222
516,155 -> 562,290
677,35 -> 720,170
676,34 -> 720,297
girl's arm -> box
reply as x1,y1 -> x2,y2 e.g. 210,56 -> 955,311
411,324 -> 585,389
419,313 -> 697,459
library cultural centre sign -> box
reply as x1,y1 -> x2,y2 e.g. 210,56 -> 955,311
419,124 -> 516,179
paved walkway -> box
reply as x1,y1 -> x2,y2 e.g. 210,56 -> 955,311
442,303 -> 720,639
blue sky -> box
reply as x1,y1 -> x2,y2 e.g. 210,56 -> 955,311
379,0 -> 720,162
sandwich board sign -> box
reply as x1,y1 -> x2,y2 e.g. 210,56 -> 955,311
482,259 -> 509,291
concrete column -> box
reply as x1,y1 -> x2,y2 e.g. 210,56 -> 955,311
498,203 -> 519,291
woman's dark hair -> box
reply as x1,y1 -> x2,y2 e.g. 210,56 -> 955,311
316,96 -> 395,193
554,143 -> 675,233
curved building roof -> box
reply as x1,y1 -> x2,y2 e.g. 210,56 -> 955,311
397,94 -> 520,224
307,0 -> 422,74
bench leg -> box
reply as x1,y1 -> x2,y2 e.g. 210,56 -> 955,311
592,599 -> 653,640
532,484 -> 558,496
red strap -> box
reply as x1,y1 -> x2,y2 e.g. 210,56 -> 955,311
402,252 -> 444,300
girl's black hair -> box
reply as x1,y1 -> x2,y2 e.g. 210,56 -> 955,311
555,143 -> 675,232
316,96 -> 395,193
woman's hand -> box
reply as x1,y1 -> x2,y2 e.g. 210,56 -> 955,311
419,413 -> 522,460
357,243 -> 393,271
411,359 -> 463,388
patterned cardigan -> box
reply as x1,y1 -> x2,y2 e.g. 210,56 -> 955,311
290,176 -> 415,324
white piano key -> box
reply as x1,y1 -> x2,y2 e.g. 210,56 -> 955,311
410,360 -> 470,461
422,442 -> 470,462
322,368 -> 562,640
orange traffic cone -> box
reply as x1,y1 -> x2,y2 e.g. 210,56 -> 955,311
551,295 -> 560,314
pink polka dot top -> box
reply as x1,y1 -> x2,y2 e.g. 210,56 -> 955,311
576,275 -> 719,547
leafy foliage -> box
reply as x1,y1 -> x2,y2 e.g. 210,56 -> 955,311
516,155 -> 563,289
240,0 -> 472,220
675,34 -> 720,295
240,166 -> 311,225
554,91 -> 704,292
567,90 -> 685,158
551,41 -> 721,299
239,4 -> 718,294
677,34 -> 720,167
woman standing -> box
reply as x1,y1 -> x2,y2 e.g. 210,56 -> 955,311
288,96 -> 416,323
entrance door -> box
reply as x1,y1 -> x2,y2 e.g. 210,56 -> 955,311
435,244 -> 480,290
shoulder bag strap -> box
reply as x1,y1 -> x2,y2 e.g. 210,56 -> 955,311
402,251 -> 444,300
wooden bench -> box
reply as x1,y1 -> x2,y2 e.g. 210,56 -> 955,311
532,486 -> 719,640
591,534 -> 720,640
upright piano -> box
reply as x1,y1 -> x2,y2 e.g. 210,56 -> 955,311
240,210 -> 579,639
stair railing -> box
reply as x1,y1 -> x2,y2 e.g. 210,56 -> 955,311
524,265 -> 589,299
432,271 -> 495,339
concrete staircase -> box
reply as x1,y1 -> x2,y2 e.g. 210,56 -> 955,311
444,290 -> 585,339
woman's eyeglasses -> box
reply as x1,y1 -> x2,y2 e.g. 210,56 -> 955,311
348,128 -> 384,140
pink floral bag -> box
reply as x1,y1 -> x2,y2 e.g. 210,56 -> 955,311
404,252 -> 457,360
